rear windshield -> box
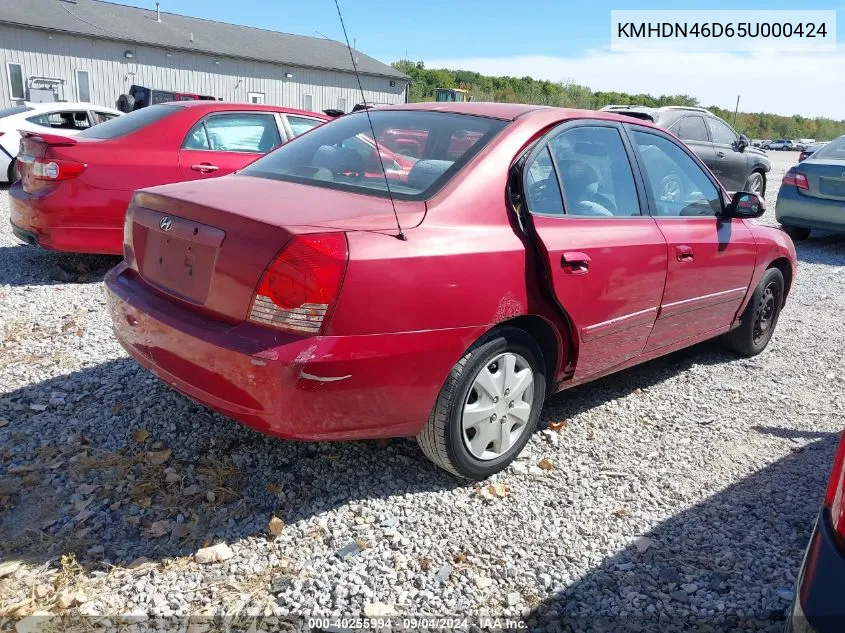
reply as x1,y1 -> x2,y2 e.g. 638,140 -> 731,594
242,110 -> 508,200
78,104 -> 179,139
811,136 -> 845,161
0,106 -> 33,119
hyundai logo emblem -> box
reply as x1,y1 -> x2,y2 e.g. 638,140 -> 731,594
159,216 -> 173,232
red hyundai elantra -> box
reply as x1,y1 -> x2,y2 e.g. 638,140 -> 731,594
9,102 -> 328,254
105,102 -> 797,479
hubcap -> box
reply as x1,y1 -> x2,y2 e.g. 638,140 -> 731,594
461,352 -> 534,461
753,282 -> 778,345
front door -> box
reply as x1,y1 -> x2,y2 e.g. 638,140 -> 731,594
626,127 -> 757,351
178,112 -> 283,180
522,122 -> 668,380
705,117 -> 747,191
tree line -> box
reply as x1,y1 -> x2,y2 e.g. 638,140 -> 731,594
392,60 -> 845,141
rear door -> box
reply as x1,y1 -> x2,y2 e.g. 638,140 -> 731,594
626,126 -> 756,351
522,121 -> 668,380
705,117 -> 747,191
670,115 -> 717,176
178,111 -> 283,180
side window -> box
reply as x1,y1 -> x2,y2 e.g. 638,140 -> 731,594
183,120 -> 210,150
30,111 -> 91,130
524,147 -> 564,216
202,113 -> 281,153
707,118 -> 738,145
286,115 -> 322,138
548,126 -> 641,217
91,111 -> 119,125
631,129 -> 722,217
676,116 -> 709,143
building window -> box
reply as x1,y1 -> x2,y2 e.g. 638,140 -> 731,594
337,97 -> 347,112
302,93 -> 313,112
248,92 -> 265,104
7,62 -> 24,100
76,69 -> 90,102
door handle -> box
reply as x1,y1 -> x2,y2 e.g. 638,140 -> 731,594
561,251 -> 591,274
715,151 -> 726,158
675,245 -> 694,262
191,163 -> 219,173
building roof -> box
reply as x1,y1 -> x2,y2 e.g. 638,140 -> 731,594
0,0 -> 408,81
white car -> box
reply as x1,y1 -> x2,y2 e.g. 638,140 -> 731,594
0,102 -> 121,183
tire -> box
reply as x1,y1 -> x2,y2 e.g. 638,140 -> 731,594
116,94 -> 135,113
743,170 -> 766,198
6,158 -> 18,184
723,267 -> 785,357
416,327 -> 546,479
782,225 -> 810,242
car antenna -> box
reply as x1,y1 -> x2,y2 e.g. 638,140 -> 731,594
332,0 -> 406,241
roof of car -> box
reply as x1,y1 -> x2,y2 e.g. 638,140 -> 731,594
22,102 -> 123,114
371,102 -> 663,126
166,101 -> 328,119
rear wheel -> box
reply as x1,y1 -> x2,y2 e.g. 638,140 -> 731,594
416,328 -> 546,479
723,267 -> 785,357
782,225 -> 810,241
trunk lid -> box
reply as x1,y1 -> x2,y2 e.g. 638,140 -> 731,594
797,159 -> 845,201
126,174 -> 425,323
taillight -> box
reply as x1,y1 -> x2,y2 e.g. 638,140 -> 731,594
783,170 -> 809,191
825,431 -> 845,543
248,233 -> 348,335
30,157 -> 86,181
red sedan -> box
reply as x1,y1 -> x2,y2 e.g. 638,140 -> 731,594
9,102 -> 328,254
104,103 -> 797,479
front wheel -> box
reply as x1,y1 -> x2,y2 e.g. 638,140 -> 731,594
723,267 -> 785,357
416,328 -> 546,479
743,171 -> 766,198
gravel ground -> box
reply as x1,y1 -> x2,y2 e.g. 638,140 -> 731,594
1,150 -> 844,632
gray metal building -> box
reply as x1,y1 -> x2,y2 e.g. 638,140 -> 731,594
0,0 -> 409,112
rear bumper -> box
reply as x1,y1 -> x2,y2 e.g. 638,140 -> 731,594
776,186 -> 845,233
9,181 -> 126,254
786,510 -> 845,633
105,262 -> 486,441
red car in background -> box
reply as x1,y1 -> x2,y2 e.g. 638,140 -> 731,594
105,103 -> 796,479
10,102 -> 328,254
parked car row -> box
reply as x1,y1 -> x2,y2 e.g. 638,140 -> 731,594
10,101 -> 795,480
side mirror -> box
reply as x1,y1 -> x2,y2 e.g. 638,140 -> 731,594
726,191 -> 766,219
737,135 -> 749,151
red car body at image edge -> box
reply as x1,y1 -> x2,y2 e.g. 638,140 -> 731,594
9,102 -> 329,254
103,102 -> 797,479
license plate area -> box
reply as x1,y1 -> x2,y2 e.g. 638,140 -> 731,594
819,177 -> 845,198
133,207 -> 224,304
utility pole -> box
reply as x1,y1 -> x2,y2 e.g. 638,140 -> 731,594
733,95 -> 740,126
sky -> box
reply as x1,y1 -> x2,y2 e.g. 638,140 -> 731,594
137,0 -> 844,119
